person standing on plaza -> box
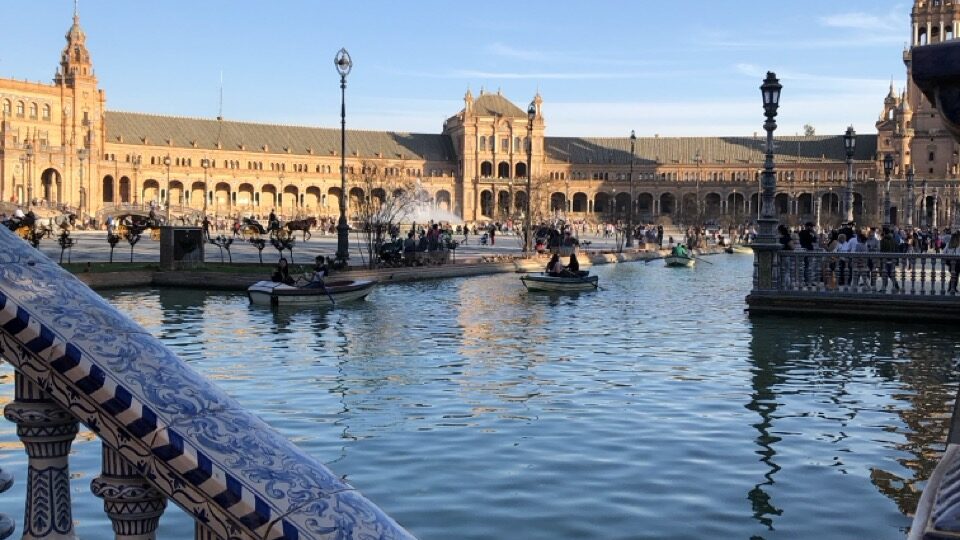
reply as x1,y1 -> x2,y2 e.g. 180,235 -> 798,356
657,224 -> 664,248
489,224 -> 496,246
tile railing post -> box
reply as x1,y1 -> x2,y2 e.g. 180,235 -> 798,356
0,465 -> 13,539
2,373 -> 78,540
91,446 -> 167,540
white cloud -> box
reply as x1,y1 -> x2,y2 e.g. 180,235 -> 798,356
487,42 -> 545,62
820,12 -> 900,32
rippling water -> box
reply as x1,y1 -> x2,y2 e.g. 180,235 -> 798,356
1,255 -> 959,539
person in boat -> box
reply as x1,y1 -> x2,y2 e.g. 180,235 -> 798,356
671,243 -> 688,257
303,255 -> 329,289
545,253 -> 563,276
271,257 -> 295,286
562,253 -> 581,277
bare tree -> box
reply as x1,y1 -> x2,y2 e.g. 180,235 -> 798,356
350,162 -> 419,268
803,124 -> 816,136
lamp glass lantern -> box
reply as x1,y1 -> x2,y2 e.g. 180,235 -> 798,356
883,154 -> 895,176
335,48 -> 353,77
760,72 -> 782,111
843,126 -> 856,153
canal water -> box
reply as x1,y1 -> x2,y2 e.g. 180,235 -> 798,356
1,255 -> 958,539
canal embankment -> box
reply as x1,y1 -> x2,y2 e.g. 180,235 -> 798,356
73,245 -> 727,290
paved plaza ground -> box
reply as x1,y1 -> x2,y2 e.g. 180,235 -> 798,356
34,229 -> 633,265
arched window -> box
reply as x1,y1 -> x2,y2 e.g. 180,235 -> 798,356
42,104 -> 51,120
16,101 -> 24,117
29,103 -> 37,119
2,100 -> 10,116
479,136 -> 486,151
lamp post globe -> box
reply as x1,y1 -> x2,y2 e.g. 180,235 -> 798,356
843,125 -> 856,224
626,129 -> 636,248
334,48 -> 353,266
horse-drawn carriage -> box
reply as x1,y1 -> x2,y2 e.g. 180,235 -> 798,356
239,216 -> 316,241
114,214 -> 162,240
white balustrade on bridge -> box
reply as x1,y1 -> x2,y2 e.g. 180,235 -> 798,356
776,251 -> 960,297
0,224 -> 414,540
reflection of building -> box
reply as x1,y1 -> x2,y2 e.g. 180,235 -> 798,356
12,5 -> 960,228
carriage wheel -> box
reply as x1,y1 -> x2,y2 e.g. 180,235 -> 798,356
150,228 -> 161,241
272,229 -> 291,241
242,226 -> 260,240
15,226 -> 30,240
115,224 -> 129,238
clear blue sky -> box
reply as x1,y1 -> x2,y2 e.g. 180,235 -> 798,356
0,1 -> 910,137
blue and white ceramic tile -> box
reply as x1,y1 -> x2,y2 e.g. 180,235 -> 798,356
0,228 -> 415,539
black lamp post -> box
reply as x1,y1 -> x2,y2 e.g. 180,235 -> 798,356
163,155 -> 171,223
906,164 -> 915,227
693,149 -> 703,226
757,71 -> 782,245
843,125 -> 856,224
921,179 -> 929,227
626,130 -> 636,248
524,101 -> 535,255
200,157 -> 210,217
883,153 -> 894,227
335,48 -> 353,265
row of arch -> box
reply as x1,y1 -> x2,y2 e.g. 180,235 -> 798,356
476,189 -> 877,219
2,99 -> 51,121
479,161 -> 527,179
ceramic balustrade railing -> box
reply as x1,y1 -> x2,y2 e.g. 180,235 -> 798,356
0,464 -> 12,539
0,224 -> 414,540
775,251 -> 960,297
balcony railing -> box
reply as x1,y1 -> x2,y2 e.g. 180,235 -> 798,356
0,225 -> 414,539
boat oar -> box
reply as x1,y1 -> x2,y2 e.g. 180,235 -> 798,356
317,279 -> 336,307
696,257 -> 714,265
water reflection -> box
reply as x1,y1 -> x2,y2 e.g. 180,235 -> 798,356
747,315 -> 960,533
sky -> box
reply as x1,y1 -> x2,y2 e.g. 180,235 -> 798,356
0,1 -> 912,138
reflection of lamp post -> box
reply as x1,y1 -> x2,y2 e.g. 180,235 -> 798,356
906,165 -> 915,227
843,125 -> 856,223
626,130 -> 636,248
757,72 -> 782,245
334,47 -> 353,265
524,101 -> 535,255
883,153 -> 894,227
163,155 -> 172,223
200,157 -> 210,216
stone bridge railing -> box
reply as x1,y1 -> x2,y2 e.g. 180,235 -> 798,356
0,225 -> 414,539
746,249 -> 960,320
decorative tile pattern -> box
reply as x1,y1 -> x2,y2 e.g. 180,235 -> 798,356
0,228 -> 415,540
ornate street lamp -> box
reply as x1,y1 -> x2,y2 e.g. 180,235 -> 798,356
921,179 -> 928,227
626,130 -> 637,248
906,164 -> 915,227
200,157 -> 211,217
334,47 -> 353,265
163,155 -> 172,223
843,125 -> 856,224
757,71 -> 782,245
883,153 -> 894,227
693,149 -> 703,226
524,100 -> 535,255
77,148 -> 87,218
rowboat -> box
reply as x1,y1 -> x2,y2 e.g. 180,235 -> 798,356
725,245 -> 753,255
520,272 -> 599,292
664,255 -> 696,268
247,279 -> 377,306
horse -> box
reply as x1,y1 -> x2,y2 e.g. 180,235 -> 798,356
35,213 -> 77,237
284,217 -> 317,241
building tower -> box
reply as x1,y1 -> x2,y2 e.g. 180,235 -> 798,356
903,0 -> 960,178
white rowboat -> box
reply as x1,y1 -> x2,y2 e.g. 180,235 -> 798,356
247,279 -> 377,307
520,273 -> 599,292
664,255 -> 696,268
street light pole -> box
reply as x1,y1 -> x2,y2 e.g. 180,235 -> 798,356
626,130 -> 636,248
163,155 -> 171,223
201,158 -> 210,217
921,179 -> 928,227
906,164 -> 915,227
883,153 -> 894,228
694,149 -> 702,226
334,48 -> 353,265
757,72 -> 782,245
525,101 -> 535,255
843,125 -> 856,224
77,148 -> 87,219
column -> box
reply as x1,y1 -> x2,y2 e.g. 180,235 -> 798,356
941,20 -> 946,43
0,464 -> 13,539
928,21 -> 933,44
91,447 -> 167,540
915,22 -> 920,45
3,374 -> 78,540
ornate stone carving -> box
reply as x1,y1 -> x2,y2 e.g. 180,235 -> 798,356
0,465 -> 14,540
91,447 -> 166,539
3,374 -> 78,540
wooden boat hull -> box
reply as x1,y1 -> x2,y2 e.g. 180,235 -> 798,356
520,273 -> 599,292
247,279 -> 377,306
664,255 -> 696,267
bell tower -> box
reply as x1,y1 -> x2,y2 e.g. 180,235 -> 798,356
55,2 -> 96,89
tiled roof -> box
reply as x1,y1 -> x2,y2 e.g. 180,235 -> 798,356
471,93 -> 527,118
544,135 -> 879,166
105,111 -> 455,161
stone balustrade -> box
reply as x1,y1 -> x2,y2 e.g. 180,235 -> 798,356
0,224 -> 415,539
747,249 -> 960,320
